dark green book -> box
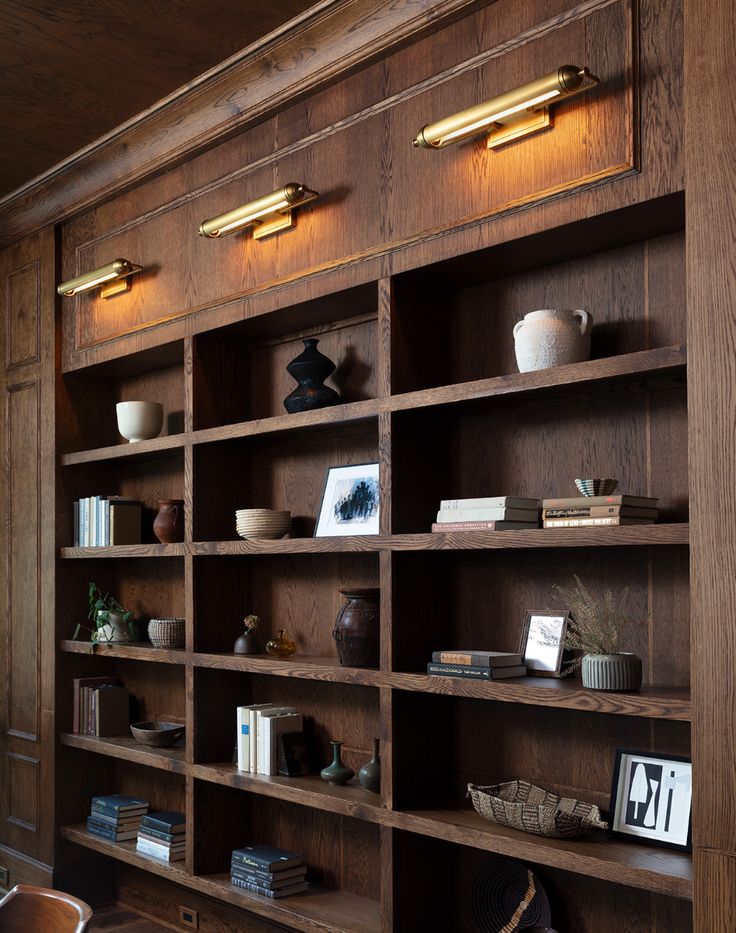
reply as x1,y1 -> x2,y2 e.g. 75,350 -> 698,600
232,845 -> 304,872
140,810 -> 186,833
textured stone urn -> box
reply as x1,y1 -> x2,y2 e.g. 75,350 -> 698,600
581,653 -> 642,691
513,309 -> 592,372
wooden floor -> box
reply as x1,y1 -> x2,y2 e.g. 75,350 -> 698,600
89,904 -> 170,931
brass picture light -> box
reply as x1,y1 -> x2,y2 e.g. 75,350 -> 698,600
199,183 -> 318,239
57,259 -> 143,298
413,65 -> 599,150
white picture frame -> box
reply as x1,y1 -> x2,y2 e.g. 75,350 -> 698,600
610,749 -> 692,851
314,463 -> 380,537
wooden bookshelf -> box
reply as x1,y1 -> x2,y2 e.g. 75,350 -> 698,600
61,733 -> 186,773
60,640 -> 185,664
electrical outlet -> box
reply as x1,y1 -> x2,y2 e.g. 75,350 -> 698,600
178,905 -> 199,928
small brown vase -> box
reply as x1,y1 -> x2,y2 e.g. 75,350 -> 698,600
333,588 -> 379,668
153,499 -> 184,543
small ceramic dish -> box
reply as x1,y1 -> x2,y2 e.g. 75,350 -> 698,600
130,720 -> 185,747
574,478 -> 618,497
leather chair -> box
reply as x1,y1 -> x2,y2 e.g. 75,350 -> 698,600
0,884 -> 92,932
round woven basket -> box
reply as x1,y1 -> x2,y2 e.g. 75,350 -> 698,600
148,617 -> 185,649
468,780 -> 608,838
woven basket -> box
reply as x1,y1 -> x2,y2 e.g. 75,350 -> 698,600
148,617 -> 185,649
468,780 -> 608,839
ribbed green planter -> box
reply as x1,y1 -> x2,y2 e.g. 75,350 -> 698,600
581,653 -> 642,691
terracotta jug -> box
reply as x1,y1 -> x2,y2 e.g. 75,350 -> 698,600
333,588 -> 379,668
153,499 -> 184,543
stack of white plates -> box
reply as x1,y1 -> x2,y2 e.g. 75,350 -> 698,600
235,508 -> 291,539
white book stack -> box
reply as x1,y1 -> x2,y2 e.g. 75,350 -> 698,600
236,704 -> 304,776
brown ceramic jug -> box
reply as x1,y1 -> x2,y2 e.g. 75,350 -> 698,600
153,499 -> 184,543
333,588 -> 379,668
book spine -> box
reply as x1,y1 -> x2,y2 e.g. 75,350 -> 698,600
232,853 -> 293,872
140,818 -> 183,834
90,803 -> 146,818
542,496 -> 657,508
136,840 -> 184,860
236,707 -> 250,772
431,521 -> 537,532
104,499 -> 110,546
230,865 -> 304,884
436,507 -> 539,522
426,663 -> 492,679
431,651 -> 521,666
82,498 -> 89,547
249,709 -> 258,775
137,826 -> 182,842
230,877 -> 280,898
439,497 -> 540,510
542,517 -> 653,527
73,501 -> 79,547
86,822 -> 122,841
542,506 -> 658,518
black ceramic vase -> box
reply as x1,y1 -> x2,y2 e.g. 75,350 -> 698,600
283,338 -> 340,413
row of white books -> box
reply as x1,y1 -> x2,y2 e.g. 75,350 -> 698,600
237,704 -> 303,777
73,495 -> 142,546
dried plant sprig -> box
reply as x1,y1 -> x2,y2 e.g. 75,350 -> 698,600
551,574 -> 646,676
243,614 -> 260,632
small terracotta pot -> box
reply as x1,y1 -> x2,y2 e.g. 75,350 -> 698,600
153,499 -> 184,543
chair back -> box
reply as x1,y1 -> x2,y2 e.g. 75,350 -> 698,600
0,883 -> 92,932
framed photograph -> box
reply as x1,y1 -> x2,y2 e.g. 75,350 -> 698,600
519,610 -> 569,676
314,463 -> 380,537
609,749 -> 692,851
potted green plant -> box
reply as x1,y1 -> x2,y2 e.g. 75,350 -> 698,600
73,582 -> 136,646
552,575 -> 644,691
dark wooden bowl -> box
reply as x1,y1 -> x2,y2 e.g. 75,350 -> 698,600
130,720 -> 185,747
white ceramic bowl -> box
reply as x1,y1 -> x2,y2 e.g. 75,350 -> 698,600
116,401 -> 164,443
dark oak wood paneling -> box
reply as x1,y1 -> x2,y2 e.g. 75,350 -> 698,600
0,227 -> 55,869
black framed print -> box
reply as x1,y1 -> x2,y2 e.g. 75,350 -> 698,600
519,611 -> 569,677
609,749 -> 692,851
314,463 -> 380,537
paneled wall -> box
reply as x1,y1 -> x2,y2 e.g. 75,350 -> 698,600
0,226 -> 56,885
59,0 -> 682,370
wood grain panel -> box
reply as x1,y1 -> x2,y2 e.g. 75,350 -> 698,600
5,381 -> 40,739
5,753 -> 39,831
694,850 -> 736,933
62,0 -> 639,357
4,261 -> 40,369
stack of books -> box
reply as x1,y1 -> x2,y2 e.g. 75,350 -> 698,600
73,496 -> 142,547
73,677 -> 129,736
86,794 -> 148,843
541,495 -> 658,528
231,845 -> 308,899
236,704 -> 304,777
432,496 -> 541,532
427,650 -> 527,680
136,811 -> 186,862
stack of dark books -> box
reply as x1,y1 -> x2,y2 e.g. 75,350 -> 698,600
231,844 -> 309,899
86,794 -> 148,843
542,494 -> 658,527
432,496 -> 541,532
136,811 -> 186,862
427,650 -> 527,680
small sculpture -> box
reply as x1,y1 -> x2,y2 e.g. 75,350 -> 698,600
283,338 -> 340,413
233,614 -> 261,654
265,628 -> 297,658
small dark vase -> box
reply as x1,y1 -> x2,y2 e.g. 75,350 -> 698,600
320,741 -> 354,786
153,499 -> 184,543
233,630 -> 260,655
358,737 -> 381,794
333,588 -> 380,668
283,338 -> 340,413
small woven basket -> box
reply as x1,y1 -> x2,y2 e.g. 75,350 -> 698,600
148,617 -> 185,649
468,780 -> 608,839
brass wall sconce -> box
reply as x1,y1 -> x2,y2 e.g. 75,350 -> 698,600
199,183 -> 318,240
413,65 -> 599,150
57,259 -> 142,298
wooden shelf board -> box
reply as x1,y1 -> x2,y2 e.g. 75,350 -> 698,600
392,808 -> 692,899
390,524 -> 689,550
60,640 -> 186,663
191,763 -> 386,821
192,653 -> 383,687
389,674 -> 691,720
58,347 -> 685,467
61,733 -> 186,773
59,543 -> 188,558
390,345 -> 687,415
63,526 -> 687,558
60,825 -> 380,933
194,398 -> 383,446
61,433 -> 187,466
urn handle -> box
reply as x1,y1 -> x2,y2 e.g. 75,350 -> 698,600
513,318 -> 526,339
572,309 -> 591,335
